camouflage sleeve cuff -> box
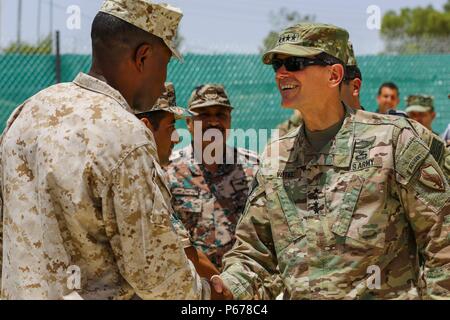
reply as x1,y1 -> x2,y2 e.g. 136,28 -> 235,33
180,237 -> 193,249
201,278 -> 211,300
221,266 -> 256,300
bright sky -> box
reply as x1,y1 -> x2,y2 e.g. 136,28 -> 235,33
0,0 -> 447,55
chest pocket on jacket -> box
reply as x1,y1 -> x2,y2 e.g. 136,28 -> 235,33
171,187 -> 203,233
264,175 -> 305,253
331,175 -> 388,249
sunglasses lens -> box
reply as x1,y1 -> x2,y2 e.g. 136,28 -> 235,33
284,58 -> 302,72
272,59 -> 283,71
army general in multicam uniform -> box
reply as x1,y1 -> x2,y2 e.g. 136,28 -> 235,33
0,0 -> 210,300
212,23 -> 450,300
167,84 -> 259,270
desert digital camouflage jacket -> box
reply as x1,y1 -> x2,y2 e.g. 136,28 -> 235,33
167,144 -> 259,269
0,72 -> 204,300
221,108 -> 450,300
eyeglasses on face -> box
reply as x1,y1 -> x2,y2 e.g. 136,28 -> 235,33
271,56 -> 330,72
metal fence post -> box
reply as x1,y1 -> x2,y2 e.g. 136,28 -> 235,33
55,30 -> 61,84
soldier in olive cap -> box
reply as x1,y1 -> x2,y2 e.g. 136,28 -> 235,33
276,40 -> 362,138
1,0 -> 210,300
405,95 -> 436,132
212,23 -> 450,300
167,84 -> 259,272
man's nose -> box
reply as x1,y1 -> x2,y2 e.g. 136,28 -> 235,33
276,65 -> 289,79
207,118 -> 220,126
171,129 -> 180,144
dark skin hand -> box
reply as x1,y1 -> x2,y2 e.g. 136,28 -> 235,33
184,246 -> 233,300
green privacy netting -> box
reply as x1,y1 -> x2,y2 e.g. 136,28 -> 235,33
1,53 -> 449,151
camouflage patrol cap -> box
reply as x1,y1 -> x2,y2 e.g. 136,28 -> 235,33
149,82 -> 195,119
262,23 -> 349,64
347,41 -> 357,66
99,0 -> 183,60
405,95 -> 434,113
187,84 -> 233,111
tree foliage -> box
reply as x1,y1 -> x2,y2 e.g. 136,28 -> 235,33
381,0 -> 450,54
3,35 -> 52,55
260,8 -> 315,53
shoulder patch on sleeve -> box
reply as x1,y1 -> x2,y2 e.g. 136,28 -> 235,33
418,164 -> 446,191
429,136 -> 445,163
396,139 -> 429,181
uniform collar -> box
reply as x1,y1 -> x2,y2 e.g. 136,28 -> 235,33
186,143 -> 238,177
292,103 -> 355,168
73,72 -> 133,113
331,105 -> 355,168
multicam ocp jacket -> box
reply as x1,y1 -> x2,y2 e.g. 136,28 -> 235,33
221,108 -> 450,300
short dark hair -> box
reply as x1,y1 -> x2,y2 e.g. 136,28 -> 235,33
316,52 -> 345,67
91,12 -> 164,63
343,65 -> 362,84
378,82 -> 399,96
316,52 -> 346,87
136,110 -> 170,131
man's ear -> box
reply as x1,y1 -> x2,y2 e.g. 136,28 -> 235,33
431,111 -> 436,120
134,43 -> 153,72
329,64 -> 345,88
186,117 -> 193,132
140,117 -> 154,131
352,78 -> 362,97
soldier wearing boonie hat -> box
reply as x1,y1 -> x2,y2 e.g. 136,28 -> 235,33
213,23 -> 450,300
167,83 -> 259,271
0,0 -> 214,300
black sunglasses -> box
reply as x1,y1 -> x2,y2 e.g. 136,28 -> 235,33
271,56 -> 330,72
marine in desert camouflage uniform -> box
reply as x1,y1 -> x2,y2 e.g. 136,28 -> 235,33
0,0 -> 209,300
212,23 -> 450,300
167,84 -> 259,270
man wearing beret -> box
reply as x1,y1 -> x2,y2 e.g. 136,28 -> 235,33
212,23 -> 450,300
0,0 -> 209,299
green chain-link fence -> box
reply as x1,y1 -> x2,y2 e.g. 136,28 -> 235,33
1,53 -> 449,146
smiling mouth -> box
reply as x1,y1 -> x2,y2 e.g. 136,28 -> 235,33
280,84 -> 299,92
